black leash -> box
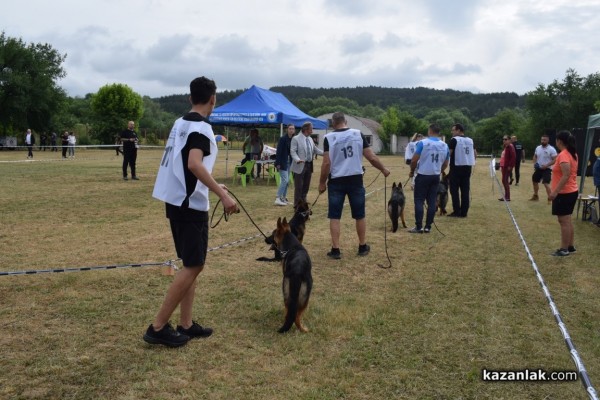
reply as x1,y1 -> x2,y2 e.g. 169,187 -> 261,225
377,175 -> 393,269
210,188 -> 270,240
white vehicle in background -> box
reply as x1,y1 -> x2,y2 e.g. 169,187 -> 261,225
0,136 -> 17,150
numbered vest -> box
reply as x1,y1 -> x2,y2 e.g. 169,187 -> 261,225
417,138 -> 448,175
152,118 -> 217,211
326,129 -> 365,179
454,136 -> 475,166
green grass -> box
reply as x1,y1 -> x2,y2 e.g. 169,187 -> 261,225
0,148 -> 599,399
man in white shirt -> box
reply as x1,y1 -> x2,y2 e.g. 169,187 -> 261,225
529,134 -> 557,201
290,122 -> 323,208
25,129 -> 35,159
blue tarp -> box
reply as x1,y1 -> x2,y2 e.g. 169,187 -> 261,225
209,85 -> 327,129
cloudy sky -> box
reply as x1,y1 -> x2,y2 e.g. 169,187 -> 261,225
2,0 -> 599,98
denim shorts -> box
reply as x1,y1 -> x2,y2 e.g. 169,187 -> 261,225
327,180 -> 366,220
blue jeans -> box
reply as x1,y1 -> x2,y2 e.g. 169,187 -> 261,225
414,174 -> 440,229
276,169 -> 289,199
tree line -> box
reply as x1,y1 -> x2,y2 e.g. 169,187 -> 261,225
2,32 -> 599,157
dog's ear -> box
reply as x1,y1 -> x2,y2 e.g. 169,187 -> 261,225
392,182 -> 396,188
282,217 -> 288,226
398,182 -> 403,189
277,217 -> 282,229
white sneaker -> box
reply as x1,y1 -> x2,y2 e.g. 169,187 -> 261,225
274,198 -> 286,206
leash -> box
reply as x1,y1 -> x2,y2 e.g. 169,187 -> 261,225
210,188 -> 271,240
377,175 -> 393,269
364,170 -> 382,189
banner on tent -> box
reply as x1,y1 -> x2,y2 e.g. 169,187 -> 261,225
210,112 -> 280,124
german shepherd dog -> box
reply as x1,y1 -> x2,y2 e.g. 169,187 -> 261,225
272,217 -> 313,333
387,182 -> 407,232
437,174 -> 449,215
257,199 -> 311,262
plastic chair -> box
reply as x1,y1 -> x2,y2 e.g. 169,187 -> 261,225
233,160 -> 256,187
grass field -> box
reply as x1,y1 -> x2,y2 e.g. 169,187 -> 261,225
1,147 -> 599,399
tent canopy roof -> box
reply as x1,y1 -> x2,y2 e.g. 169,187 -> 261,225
209,85 -> 327,129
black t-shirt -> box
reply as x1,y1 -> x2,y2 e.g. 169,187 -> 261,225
120,129 -> 138,152
166,112 -> 212,221
323,129 -> 369,185
513,141 -> 523,161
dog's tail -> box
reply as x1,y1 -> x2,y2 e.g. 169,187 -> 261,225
256,256 -> 279,262
278,276 -> 302,333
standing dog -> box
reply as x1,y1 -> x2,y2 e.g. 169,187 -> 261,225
387,182 -> 407,232
437,174 -> 449,215
257,199 -> 311,262
272,217 -> 313,333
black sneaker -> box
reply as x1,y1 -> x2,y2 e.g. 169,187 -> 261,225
177,321 -> 213,339
143,323 -> 190,347
447,212 -> 461,218
551,248 -> 569,257
327,248 -> 341,259
123,176 -> 128,180
423,227 -> 431,233
357,244 -> 370,256
132,176 -> 139,180
568,246 -> 577,253
408,227 -> 423,234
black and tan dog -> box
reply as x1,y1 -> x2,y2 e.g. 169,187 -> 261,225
257,199 -> 312,262
437,174 -> 449,215
271,217 -> 313,333
387,182 -> 407,232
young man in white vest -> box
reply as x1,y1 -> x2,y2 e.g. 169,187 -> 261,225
448,123 -> 476,217
409,123 -> 450,233
146,76 -> 238,347
318,112 -> 390,259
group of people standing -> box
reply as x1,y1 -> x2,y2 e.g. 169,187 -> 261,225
23,129 -> 72,159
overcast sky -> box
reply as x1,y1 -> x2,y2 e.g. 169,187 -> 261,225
2,0 -> 599,98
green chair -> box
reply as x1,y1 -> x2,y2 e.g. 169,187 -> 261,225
267,166 -> 294,187
233,160 -> 256,187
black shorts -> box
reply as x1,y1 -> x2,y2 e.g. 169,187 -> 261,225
532,168 -> 552,184
169,218 -> 209,267
552,191 -> 578,216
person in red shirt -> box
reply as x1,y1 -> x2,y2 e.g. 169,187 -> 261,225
499,136 -> 516,201
548,130 -> 579,256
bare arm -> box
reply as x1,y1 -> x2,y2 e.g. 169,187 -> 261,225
188,148 -> 238,214
318,152 -> 331,193
409,154 -> 420,177
548,162 -> 570,201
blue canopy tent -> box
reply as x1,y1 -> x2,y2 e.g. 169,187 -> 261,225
210,85 -> 327,129
209,85 -> 327,176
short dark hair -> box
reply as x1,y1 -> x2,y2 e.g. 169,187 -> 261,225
452,123 -> 464,132
331,112 -> 346,127
429,123 -> 441,134
190,76 -> 217,105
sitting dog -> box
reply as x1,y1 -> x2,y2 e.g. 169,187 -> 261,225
257,199 -> 311,262
437,174 -> 449,215
272,217 -> 313,333
387,182 -> 407,232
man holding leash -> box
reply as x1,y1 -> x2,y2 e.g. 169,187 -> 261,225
318,112 -> 390,259
448,123 -> 476,218
409,123 -> 449,233
146,76 -> 238,347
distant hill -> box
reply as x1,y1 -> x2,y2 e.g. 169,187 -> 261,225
155,86 -> 526,121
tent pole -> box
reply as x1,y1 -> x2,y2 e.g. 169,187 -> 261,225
225,127 -> 229,178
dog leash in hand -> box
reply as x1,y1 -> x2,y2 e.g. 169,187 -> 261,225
210,188 -> 270,240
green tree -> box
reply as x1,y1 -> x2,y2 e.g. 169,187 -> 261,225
0,32 -> 67,134
473,108 -> 528,155
397,110 -> 427,136
139,96 -> 177,143
526,68 -> 600,134
379,106 -> 402,147
90,83 -> 143,144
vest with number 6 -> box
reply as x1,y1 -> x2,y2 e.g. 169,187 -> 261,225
326,129 -> 364,179
454,136 -> 475,166
152,118 -> 217,211
417,138 -> 448,175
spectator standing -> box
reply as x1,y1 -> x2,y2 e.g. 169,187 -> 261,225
61,131 -> 69,158
274,124 -> 295,206
25,129 -> 35,159
408,124 -> 450,232
499,136 -> 516,201
318,112 -> 390,259
242,128 -> 263,178
147,76 -> 238,347
67,132 -> 76,158
404,133 -> 423,165
510,135 -> 525,185
290,122 -> 323,207
529,134 -> 557,201
40,132 -> 47,151
121,121 -> 139,180
448,123 -> 476,217
548,131 -> 579,256
114,133 -> 123,156
50,132 -> 58,152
